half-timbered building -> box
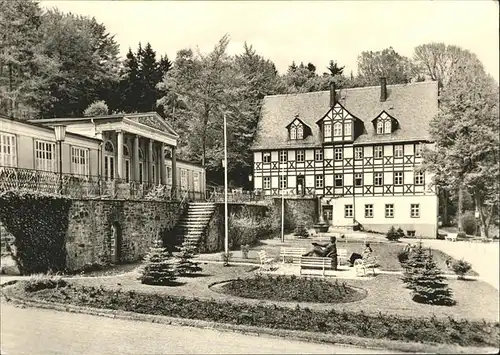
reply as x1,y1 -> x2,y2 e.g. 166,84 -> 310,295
251,79 -> 439,238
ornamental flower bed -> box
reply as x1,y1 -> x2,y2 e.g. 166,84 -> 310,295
17,281 -> 500,348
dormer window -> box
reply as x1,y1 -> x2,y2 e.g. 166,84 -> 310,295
288,117 -> 309,140
373,111 -> 397,135
344,123 -> 352,136
324,123 -> 331,138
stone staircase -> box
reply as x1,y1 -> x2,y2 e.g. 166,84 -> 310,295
174,202 -> 216,248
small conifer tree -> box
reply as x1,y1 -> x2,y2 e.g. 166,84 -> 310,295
386,226 -> 399,241
411,250 -> 455,306
402,241 -> 428,288
175,238 -> 202,276
396,227 -> 405,240
140,239 -> 176,285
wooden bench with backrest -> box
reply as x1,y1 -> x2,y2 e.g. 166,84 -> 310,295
337,248 -> 348,266
299,256 -> 335,277
354,255 -> 379,276
279,247 -> 307,263
257,250 -> 275,271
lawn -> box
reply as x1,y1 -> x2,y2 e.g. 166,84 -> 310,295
230,237 -> 478,275
36,262 -> 498,322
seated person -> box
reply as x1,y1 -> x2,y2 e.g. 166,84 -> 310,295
303,236 -> 337,257
348,242 -> 373,267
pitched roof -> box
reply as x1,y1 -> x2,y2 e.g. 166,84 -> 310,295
251,81 -> 439,150
32,112 -> 179,137
0,114 -> 101,142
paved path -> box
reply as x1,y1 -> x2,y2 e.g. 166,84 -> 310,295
408,238 -> 500,290
0,301 -> 401,355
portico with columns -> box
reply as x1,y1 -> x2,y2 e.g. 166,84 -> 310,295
33,112 -> 179,193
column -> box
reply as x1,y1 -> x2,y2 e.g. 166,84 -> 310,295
133,135 -> 139,182
171,146 -> 177,196
117,130 -> 124,179
148,139 -> 154,184
160,143 -> 166,185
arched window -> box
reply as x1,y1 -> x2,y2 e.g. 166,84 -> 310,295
152,152 -> 158,184
290,127 -> 297,140
384,121 -> 391,134
104,141 -> 114,153
296,125 -> 303,139
376,121 -> 384,135
123,145 -> 130,182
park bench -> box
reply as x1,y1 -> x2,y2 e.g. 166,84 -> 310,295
279,247 -> 307,263
354,256 -> 378,276
299,256 -> 335,277
445,233 -> 458,242
337,248 -> 348,266
257,250 -> 275,271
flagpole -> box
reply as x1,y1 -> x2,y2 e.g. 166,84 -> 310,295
224,112 -> 229,262
281,168 -> 285,243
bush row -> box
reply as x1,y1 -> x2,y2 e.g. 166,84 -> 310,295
228,206 -> 279,248
25,282 -> 499,347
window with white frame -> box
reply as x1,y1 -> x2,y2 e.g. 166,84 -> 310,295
414,171 -> 425,185
0,133 -> 17,167
385,204 -> 394,218
103,141 -> 115,181
374,172 -> 383,186
315,149 -> 323,161
334,147 -> 343,160
355,173 -> 363,186
138,148 -> 145,184
411,203 -> 420,218
394,145 -> 403,158
263,152 -> 271,163
344,122 -> 352,136
344,204 -> 353,218
384,121 -> 391,134
324,123 -> 332,138
374,146 -> 383,158
181,169 -> 188,190
263,176 -> 271,189
194,171 -> 200,191
279,150 -> 287,163
297,125 -> 303,139
333,122 -> 342,136
290,127 -> 297,140
354,147 -> 363,159
415,144 -> 423,158
35,140 -> 56,172
315,174 -> 324,188
71,147 -> 89,176
394,171 -> 403,185
365,204 -> 373,218
166,166 -> 172,185
296,149 -> 305,162
279,175 -> 287,189
334,174 -> 343,187
123,145 -> 130,182
376,121 -> 384,134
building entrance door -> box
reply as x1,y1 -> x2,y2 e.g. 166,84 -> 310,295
297,175 -> 304,196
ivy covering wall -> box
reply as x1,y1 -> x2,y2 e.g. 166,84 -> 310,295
0,190 -> 71,275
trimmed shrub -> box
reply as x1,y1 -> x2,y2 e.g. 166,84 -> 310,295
451,259 -> 472,280
461,211 -> 477,235
396,227 -> 405,240
293,222 -> 309,238
386,226 -> 399,241
140,240 -> 176,285
24,273 -> 67,292
240,244 -> 250,259
397,250 -> 409,266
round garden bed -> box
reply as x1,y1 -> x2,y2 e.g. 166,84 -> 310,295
214,274 -> 367,303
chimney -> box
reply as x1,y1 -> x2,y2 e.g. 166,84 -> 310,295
380,77 -> 387,102
329,81 -> 336,107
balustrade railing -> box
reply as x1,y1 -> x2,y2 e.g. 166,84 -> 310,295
0,166 -> 205,201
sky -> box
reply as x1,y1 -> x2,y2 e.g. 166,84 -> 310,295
40,1 -> 499,81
